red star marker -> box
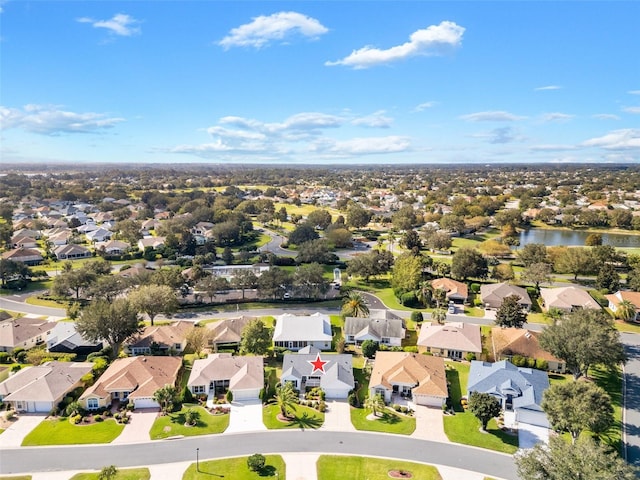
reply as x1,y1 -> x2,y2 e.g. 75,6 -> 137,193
308,353 -> 329,374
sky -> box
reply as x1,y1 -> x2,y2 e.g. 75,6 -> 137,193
1,1 -> 639,166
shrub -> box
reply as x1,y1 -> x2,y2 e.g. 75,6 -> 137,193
247,453 -> 266,472
317,401 -> 327,413
400,291 -> 419,307
225,389 -> 233,403
6,410 -> 16,420
535,359 -> 549,370
182,386 -> 194,404
511,355 -> 527,367
70,414 -> 82,425
465,352 -> 476,362
361,339 -> 378,359
393,404 -> 401,412
0,352 -> 11,364
126,403 -> 134,411
470,283 -> 481,294
98,465 -> 118,480
93,414 -> 103,422
13,349 -> 27,363
403,346 -> 418,353
120,415 -> 129,424
410,311 -> 424,323
10,364 -> 21,373
347,392 -> 358,407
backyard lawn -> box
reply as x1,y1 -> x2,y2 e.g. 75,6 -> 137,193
182,455 -> 285,480
149,405 -> 229,440
443,362 -> 519,454
317,456 -> 441,480
589,365 -> 623,453
350,406 -> 416,435
263,404 -> 324,430
69,468 -> 150,480
21,418 -> 124,446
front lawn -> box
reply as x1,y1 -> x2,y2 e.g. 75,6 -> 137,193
149,405 -> 229,440
182,455 -> 285,480
0,476 -> 31,480
21,418 -> 124,446
263,404 -> 324,429
317,456 -> 441,480
350,407 -> 416,435
589,365 -> 623,453
69,468 -> 150,480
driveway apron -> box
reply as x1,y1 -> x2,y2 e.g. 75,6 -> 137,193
0,414 -> 46,448
319,400 -> 356,432
411,405 -> 448,442
226,400 -> 266,433
112,409 -> 158,444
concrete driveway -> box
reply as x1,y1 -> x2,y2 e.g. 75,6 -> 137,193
225,400 -> 266,433
0,413 -> 46,447
320,400 -> 356,432
112,409 -> 158,444
412,405 -> 448,442
518,423 -> 549,449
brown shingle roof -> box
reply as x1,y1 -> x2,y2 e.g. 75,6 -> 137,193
417,322 -> 482,353
370,351 -> 448,398
491,327 -> 562,364
127,321 -> 192,349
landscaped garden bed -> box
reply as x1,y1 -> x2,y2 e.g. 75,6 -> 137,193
149,404 -> 228,439
350,406 -> 416,435
263,403 -> 324,429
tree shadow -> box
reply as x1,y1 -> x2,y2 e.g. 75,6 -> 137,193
258,465 -> 278,477
377,411 -> 402,425
286,411 -> 323,429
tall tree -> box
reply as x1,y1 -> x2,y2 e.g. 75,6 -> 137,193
615,299 -> 637,322
306,209 -> 332,230
541,381 -> 614,443
539,309 -> 627,379
391,253 -> 423,295
596,264 -> 621,293
468,391 -> 501,431
520,262 -> 552,291
431,308 -> 447,325
517,243 -> 549,267
257,267 -> 292,299
231,269 -> 258,299
129,284 -> 178,326
342,291 -> 370,318
293,262 -> 330,299
516,436 -> 637,480
555,247 -> 596,280
495,294 -> 528,328
240,319 -> 272,355
153,385 -> 178,415
364,393 -> 386,417
288,223 -> 319,245
185,326 -> 209,356
76,298 -> 142,360
451,247 -> 488,281
346,204 -> 372,230
274,382 -> 297,418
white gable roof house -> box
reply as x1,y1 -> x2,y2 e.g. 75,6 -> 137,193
344,310 -> 405,347
281,346 -> 354,398
273,312 -> 333,351
187,353 -> 263,401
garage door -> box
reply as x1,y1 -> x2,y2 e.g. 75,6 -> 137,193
34,401 -> 52,413
413,394 -> 445,407
134,398 -> 159,409
233,389 -> 260,400
323,388 -> 349,399
517,409 -> 549,428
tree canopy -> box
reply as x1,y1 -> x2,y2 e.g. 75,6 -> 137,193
240,319 -> 272,355
495,294 -> 528,328
468,391 -> 501,431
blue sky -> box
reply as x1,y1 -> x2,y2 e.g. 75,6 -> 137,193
1,1 -> 638,165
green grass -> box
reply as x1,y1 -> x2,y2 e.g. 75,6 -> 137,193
353,365 -> 370,404
0,476 -> 31,480
317,456 -> 442,480
465,307 -> 485,318
589,365 -> 623,453
24,296 -> 66,308
350,406 -> 416,435
262,404 -> 324,429
69,468 -> 150,480
21,418 -> 124,446
149,405 -> 228,439
182,455 -> 285,480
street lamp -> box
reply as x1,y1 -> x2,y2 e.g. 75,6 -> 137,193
196,447 -> 200,473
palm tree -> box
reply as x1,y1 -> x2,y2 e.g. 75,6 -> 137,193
341,291 -> 370,318
364,393 -> 386,417
431,308 -> 447,325
415,281 -> 433,308
274,382 -> 297,418
616,300 -> 637,322
153,385 -> 177,415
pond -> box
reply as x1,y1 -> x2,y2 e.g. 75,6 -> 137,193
518,228 -> 640,248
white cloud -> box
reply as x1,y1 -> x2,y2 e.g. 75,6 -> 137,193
219,112 -> 343,135
169,140 -> 269,156
325,21 -> 464,69
529,144 -> 578,152
583,129 -> 640,150
622,106 -> 640,114
413,101 -> 437,112
592,114 -> 620,120
459,111 -> 526,122
312,136 -> 411,155
206,126 -> 266,141
541,112 -> 574,122
628,90 -> 640,95
534,85 -> 562,91
471,127 -> 524,144
0,104 -> 124,134
77,13 -> 141,37
219,11 -> 328,49
351,111 -> 393,128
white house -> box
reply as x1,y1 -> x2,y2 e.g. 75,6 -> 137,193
344,310 -> 405,347
187,353 -> 263,401
273,312 -> 333,351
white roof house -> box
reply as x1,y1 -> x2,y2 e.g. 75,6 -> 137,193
273,312 -> 333,351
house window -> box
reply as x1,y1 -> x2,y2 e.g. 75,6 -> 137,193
174,343 -> 181,350
87,398 -> 99,410
381,337 -> 390,344
347,335 -> 355,342
192,385 -> 205,394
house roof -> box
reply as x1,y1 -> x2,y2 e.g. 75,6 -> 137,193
480,282 -> 532,307
188,353 -> 263,391
606,290 -> 640,309
273,313 -> 332,342
281,348 -> 354,391
417,322 -> 482,354
0,317 -> 53,349
127,321 -> 192,349
431,278 -> 469,299
540,287 -> 601,311
54,244 -> 91,256
0,361 -> 93,403
138,237 -> 166,249
1,248 -> 43,261
206,316 -> 256,345
80,356 -> 181,401
344,316 -> 404,341
46,322 -> 101,350
369,351 -> 448,398
467,360 -> 549,412
491,327 -> 563,364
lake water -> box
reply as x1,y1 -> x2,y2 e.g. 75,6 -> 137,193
518,229 -> 640,248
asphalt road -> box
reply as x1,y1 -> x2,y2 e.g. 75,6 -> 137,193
622,333 -> 640,465
0,294 -> 66,317
0,430 -> 519,479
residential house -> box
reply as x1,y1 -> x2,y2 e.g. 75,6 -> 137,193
0,317 -> 54,352
480,282 -> 532,311
0,361 -> 93,413
206,316 -> 256,350
187,353 -> 263,401
417,322 -> 482,360
369,352 -> 448,407
467,359 -> 550,427
76,223 -> 99,234
606,290 -> 640,321
344,310 -> 405,347
11,235 -> 38,249
431,278 -> 469,305
273,312 -> 333,351
140,219 -> 161,235
125,321 -> 192,355
281,346 -> 354,398
138,236 -> 166,251
491,327 -> 566,373
95,239 -> 131,256
80,356 -> 181,410
85,227 -> 112,243
47,229 -> 72,246
1,248 -> 43,266
12,228 -> 41,240
205,263 -> 270,280
46,322 -> 103,356
54,244 -> 92,260
540,286 -> 601,312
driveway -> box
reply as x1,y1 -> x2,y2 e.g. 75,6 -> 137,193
411,405 -> 448,442
320,400 -> 356,432
112,409 -> 158,444
225,400 -> 266,433
0,413 -> 46,448
518,423 -> 549,450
